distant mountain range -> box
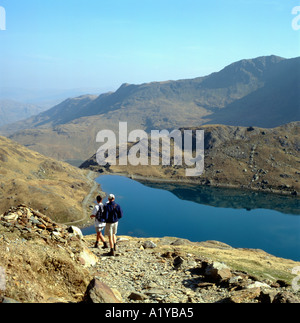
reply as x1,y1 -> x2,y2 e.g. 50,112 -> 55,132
0,99 -> 46,127
0,55 -> 299,162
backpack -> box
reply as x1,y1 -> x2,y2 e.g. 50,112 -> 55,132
106,202 -> 123,223
95,204 -> 105,222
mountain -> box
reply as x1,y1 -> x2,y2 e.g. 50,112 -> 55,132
0,135 -> 98,223
205,57 -> 300,127
1,55 -> 299,163
0,99 -> 46,127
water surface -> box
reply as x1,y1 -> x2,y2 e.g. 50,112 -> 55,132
82,175 -> 300,261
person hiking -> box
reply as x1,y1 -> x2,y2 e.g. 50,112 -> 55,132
104,194 -> 123,256
90,195 -> 108,249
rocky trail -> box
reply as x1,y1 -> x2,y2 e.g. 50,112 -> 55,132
0,205 -> 299,304
62,170 -> 100,226
85,236 -> 300,304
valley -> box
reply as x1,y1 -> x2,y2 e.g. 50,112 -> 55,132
1,55 -> 299,164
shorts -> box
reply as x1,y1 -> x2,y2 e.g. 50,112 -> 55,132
105,222 -> 118,236
95,220 -> 106,233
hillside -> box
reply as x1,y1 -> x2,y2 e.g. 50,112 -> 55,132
0,99 -> 46,127
81,122 -> 300,196
0,136 -> 99,224
0,205 -> 299,303
206,57 -> 300,127
1,55 -> 299,163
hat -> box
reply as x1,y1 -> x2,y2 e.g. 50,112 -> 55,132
108,194 -> 115,200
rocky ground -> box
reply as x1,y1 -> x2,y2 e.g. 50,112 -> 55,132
82,122 -> 300,196
86,237 -> 300,304
0,205 -> 299,304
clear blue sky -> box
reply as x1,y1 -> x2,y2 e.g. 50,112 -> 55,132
0,0 -> 299,93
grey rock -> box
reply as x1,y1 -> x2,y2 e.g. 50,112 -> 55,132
142,241 -> 157,249
84,278 -> 122,303
205,261 -> 232,282
128,292 -> 148,301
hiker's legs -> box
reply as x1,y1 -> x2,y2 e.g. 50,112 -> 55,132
108,235 -> 114,249
108,234 -> 116,246
99,231 -> 106,243
95,225 -> 107,248
113,234 -> 117,250
96,232 -> 101,242
105,223 -> 118,255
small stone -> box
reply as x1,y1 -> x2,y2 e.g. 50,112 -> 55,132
3,213 -> 18,222
173,256 -> 184,268
247,282 -> 270,289
37,224 -> 46,230
128,292 -> 148,301
142,241 -> 157,249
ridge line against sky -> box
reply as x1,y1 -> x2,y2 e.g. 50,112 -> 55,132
0,0 -> 299,95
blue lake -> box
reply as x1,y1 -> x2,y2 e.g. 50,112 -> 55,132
82,175 -> 300,261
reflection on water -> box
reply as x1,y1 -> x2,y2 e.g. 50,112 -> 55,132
138,180 -> 300,215
82,175 -> 300,261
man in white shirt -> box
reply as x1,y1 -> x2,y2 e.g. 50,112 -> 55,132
90,195 -> 108,249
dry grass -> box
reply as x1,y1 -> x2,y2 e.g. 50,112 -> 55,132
0,136 -> 97,223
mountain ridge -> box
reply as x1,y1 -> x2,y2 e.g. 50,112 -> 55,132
0,55 -> 298,162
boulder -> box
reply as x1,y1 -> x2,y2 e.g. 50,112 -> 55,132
229,287 -> 261,303
84,278 -> 122,303
173,256 -> 184,269
68,226 -> 83,238
205,261 -> 232,283
272,291 -> 300,303
142,241 -> 157,249
78,246 -> 99,267
258,290 -> 278,303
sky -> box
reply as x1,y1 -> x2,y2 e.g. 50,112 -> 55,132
0,0 -> 299,97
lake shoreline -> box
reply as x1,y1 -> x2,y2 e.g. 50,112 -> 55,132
80,174 -> 300,261
98,170 -> 300,197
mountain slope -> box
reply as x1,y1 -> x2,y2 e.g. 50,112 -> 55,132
0,136 -> 97,223
204,57 -> 300,126
0,100 -> 46,127
81,122 -> 300,196
1,55 -> 299,162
